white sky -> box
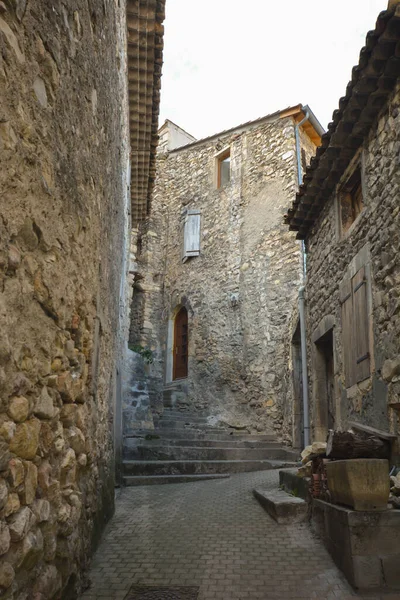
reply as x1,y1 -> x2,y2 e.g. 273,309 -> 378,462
159,0 -> 387,139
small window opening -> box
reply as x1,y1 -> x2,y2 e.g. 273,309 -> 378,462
217,148 -> 231,188
339,165 -> 363,234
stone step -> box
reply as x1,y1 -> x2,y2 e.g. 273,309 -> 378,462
253,488 -> 308,524
122,459 -> 297,476
159,417 -> 209,425
127,430 -> 277,441
123,474 -> 230,486
159,412 -> 209,422
124,445 -> 300,462
157,420 -> 208,430
279,468 -> 310,501
125,438 -> 281,449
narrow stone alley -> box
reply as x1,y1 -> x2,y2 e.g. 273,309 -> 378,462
79,472 -> 391,600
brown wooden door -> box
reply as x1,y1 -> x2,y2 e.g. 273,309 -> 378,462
173,307 -> 188,380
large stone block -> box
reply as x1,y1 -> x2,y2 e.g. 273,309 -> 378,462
312,499 -> 400,590
254,488 -> 307,524
9,419 -> 41,460
326,459 -> 390,511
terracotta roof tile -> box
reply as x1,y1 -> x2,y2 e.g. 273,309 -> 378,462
284,5 -> 400,239
127,0 -> 165,224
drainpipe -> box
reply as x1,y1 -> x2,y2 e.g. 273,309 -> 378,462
295,108 -> 310,447
298,286 -> 310,447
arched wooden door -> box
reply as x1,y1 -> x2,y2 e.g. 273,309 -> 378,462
173,307 -> 188,380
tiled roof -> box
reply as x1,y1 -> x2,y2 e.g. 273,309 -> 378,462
127,0 -> 165,224
284,4 -> 400,240
169,104 -> 324,153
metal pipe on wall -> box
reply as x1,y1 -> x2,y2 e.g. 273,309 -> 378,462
294,108 -> 311,448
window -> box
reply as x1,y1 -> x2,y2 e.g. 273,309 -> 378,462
340,266 -> 370,387
216,148 -> 231,188
339,164 -> 364,234
182,209 -> 200,262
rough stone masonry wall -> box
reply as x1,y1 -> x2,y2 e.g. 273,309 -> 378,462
305,81 -> 400,438
0,1 -> 130,598
139,117 -> 316,441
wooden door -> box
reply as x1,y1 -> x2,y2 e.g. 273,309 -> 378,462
173,307 -> 188,380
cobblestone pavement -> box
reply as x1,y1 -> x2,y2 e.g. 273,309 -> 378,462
80,471 -> 399,600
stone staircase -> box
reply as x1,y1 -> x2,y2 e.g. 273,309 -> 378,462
122,407 -> 300,486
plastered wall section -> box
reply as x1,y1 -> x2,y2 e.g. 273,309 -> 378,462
305,81 -> 400,439
0,1 -> 130,597
136,116 -> 316,441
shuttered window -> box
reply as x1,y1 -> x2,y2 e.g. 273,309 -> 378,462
182,209 -> 201,262
340,266 -> 370,387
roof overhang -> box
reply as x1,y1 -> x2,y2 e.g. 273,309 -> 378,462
285,5 -> 400,240
127,0 -> 166,225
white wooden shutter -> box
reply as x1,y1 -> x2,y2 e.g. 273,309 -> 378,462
182,210 -> 200,262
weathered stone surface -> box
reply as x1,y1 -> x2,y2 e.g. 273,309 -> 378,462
326,459 -> 390,511
20,461 -> 38,505
59,404 -> 78,427
42,524 -> 57,562
0,521 -> 10,555
67,426 -> 86,455
297,461 -> 312,478
0,561 -> 14,590
3,492 -> 20,517
9,458 -> 24,488
33,387 -> 54,420
20,529 -> 43,569
302,80 -> 400,436
9,419 -> 41,460
33,565 -> 61,598
132,113 -> 317,441
60,449 -> 76,487
382,357 -> 400,382
313,498 -> 400,590
0,0 -> 163,596
0,421 -> 15,444
0,439 -> 11,472
301,442 -> 326,464
8,506 -> 34,542
33,77 -> 48,108
390,472 -> 400,496
0,16 -> 24,63
254,488 -> 307,524
32,499 -> 50,523
7,396 -> 29,423
0,478 -> 8,510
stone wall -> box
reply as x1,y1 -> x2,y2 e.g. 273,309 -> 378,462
0,1 -> 130,597
305,81 -> 400,440
133,115 -> 317,441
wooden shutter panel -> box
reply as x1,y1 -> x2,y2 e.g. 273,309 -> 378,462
352,267 -> 370,383
340,279 -> 355,387
182,210 -> 200,261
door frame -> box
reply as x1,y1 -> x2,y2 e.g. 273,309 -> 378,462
165,304 -> 189,384
311,315 -> 337,441
173,306 -> 188,380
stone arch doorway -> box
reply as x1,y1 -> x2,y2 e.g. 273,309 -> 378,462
173,306 -> 188,380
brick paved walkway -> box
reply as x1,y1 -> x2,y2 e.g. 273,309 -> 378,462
80,471 -> 397,600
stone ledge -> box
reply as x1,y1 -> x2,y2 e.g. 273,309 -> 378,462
253,488 -> 307,524
279,468 -> 310,501
312,498 -> 400,590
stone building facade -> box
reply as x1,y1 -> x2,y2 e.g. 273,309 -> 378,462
285,4 -> 400,444
130,106 -> 323,443
0,0 -> 164,598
